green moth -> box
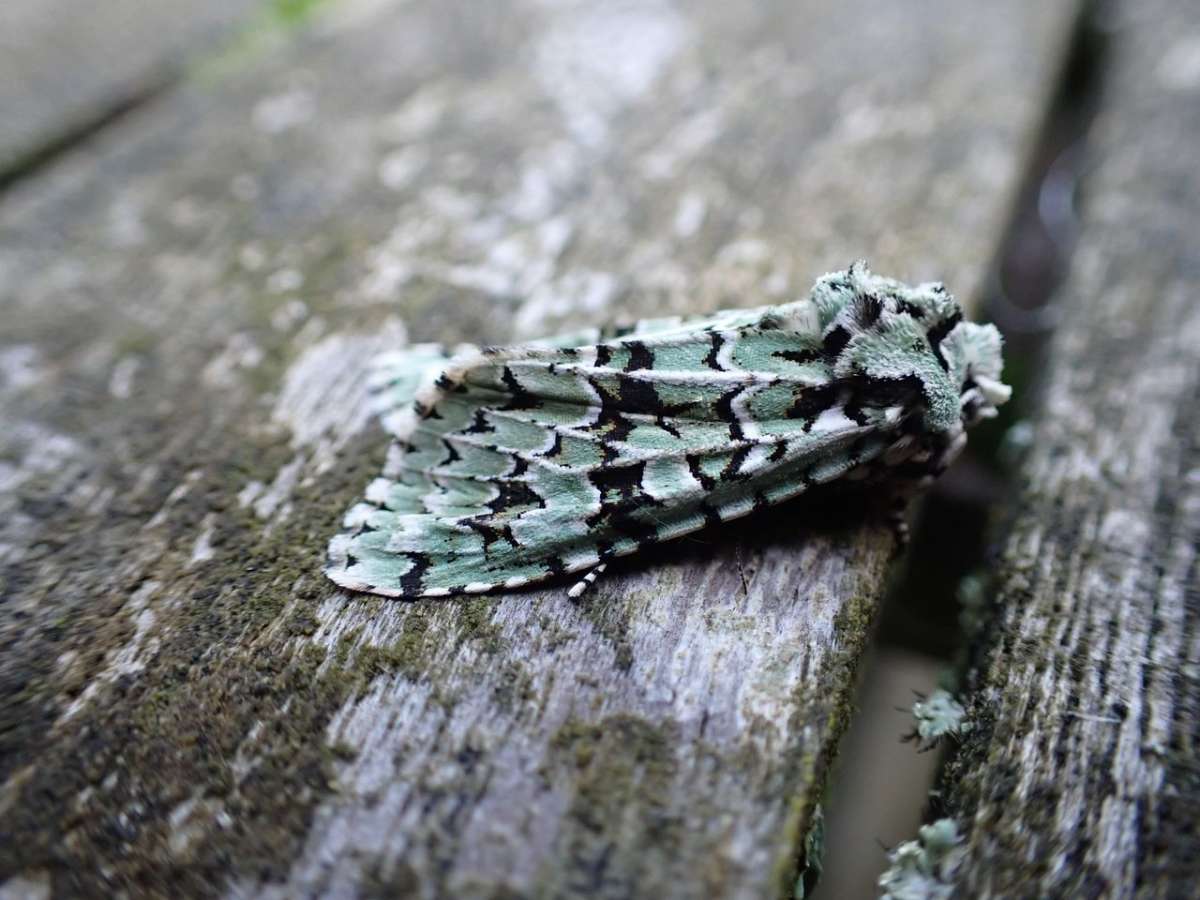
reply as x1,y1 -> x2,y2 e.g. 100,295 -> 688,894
325,262 -> 1009,599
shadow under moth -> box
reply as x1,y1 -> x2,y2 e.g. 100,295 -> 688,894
325,262 -> 1009,599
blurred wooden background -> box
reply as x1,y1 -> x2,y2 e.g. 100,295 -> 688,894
1,1 -> 1196,897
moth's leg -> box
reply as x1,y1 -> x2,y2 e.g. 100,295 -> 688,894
567,563 -> 607,600
883,467 -> 934,548
929,430 -> 968,479
735,543 -> 750,595
888,491 -> 916,547
885,429 -> 969,547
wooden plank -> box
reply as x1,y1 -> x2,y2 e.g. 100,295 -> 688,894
0,0 -> 265,177
941,0 -> 1200,895
0,0 -> 1077,897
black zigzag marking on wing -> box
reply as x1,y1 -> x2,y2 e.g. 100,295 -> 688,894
714,387 -> 746,440
440,439 -> 462,465
541,431 -> 565,458
611,372 -> 666,417
773,347 -> 823,366
585,368 -> 699,435
585,371 -> 696,453
499,366 -> 539,410
589,459 -> 649,503
623,341 -> 653,371
787,383 -> 840,426
485,480 -> 545,514
703,332 -> 725,371
464,519 -> 518,552
687,454 -> 716,491
722,444 -> 753,481
657,415 -> 682,439
398,552 -> 433,594
485,459 -> 545,514
592,411 -> 632,463
466,408 -> 496,434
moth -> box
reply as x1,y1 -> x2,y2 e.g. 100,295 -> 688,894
325,262 -> 1009,599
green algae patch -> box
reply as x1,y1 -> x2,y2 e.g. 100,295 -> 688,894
450,596 -> 507,655
355,610 -> 432,683
334,625 -> 363,667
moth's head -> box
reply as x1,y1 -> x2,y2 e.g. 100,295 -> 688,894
813,261 -> 1011,435
939,319 -> 1011,428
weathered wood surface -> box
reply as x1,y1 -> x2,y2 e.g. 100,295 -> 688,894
942,0 -> 1200,895
0,0 -> 1077,897
0,0 -> 267,179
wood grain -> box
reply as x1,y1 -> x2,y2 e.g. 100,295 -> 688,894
942,0 -> 1200,895
0,0 -> 1077,896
